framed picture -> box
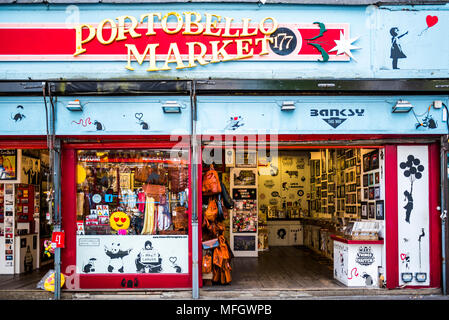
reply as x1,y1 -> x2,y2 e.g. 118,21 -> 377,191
235,150 -> 257,168
361,202 -> 368,219
369,202 -> 376,219
376,200 -> 384,220
231,168 -> 257,187
368,173 -> 373,186
370,151 -> 379,170
363,188 -> 369,200
375,171 -> 380,184
369,187 -> 375,200
363,154 -> 371,172
363,174 -> 369,187
0,149 -> 19,181
374,186 -> 380,199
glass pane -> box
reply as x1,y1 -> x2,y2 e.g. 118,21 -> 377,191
76,149 -> 189,236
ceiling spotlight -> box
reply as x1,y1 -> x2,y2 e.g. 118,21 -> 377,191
392,100 -> 413,113
162,101 -> 182,113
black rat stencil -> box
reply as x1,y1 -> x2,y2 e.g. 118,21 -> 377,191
11,105 -> 26,122
135,113 -> 149,130
399,154 -> 424,223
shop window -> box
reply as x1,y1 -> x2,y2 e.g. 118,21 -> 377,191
75,149 -> 189,275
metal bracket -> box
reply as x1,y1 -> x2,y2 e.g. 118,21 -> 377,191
441,209 -> 447,221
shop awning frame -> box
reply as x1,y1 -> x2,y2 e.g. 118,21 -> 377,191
0,79 -> 448,96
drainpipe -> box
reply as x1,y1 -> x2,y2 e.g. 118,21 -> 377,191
43,82 -> 62,300
190,80 -> 199,299
441,135 -> 448,295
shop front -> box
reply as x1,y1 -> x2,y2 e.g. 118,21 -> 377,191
0,1 -> 448,295
197,94 -> 445,289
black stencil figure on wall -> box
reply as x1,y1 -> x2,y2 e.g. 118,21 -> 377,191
399,155 -> 425,223
104,242 -> 132,273
135,113 -> 149,130
93,120 -> 105,131
135,240 -> 162,273
390,27 -> 408,69
11,105 -> 26,122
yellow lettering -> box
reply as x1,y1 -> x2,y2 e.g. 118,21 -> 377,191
259,17 -> 278,35
235,38 -> 253,60
183,12 -> 204,35
255,37 -> 274,55
161,42 -> 186,70
222,17 -> 240,37
241,18 -> 258,37
96,19 -> 118,45
140,13 -> 161,36
186,42 -> 209,67
161,12 -> 183,34
204,13 -> 222,36
73,24 -> 95,56
210,40 -> 233,63
125,43 -> 160,71
116,15 -> 141,41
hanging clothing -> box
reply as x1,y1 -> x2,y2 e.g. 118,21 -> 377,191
137,191 -> 146,213
141,196 -> 156,235
77,192 -> 85,217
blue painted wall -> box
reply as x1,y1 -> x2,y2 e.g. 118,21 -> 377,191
0,3 -> 447,80
0,96 -> 191,136
197,95 -> 449,135
2,95 -> 447,136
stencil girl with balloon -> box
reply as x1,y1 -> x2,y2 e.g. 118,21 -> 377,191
399,155 -> 425,224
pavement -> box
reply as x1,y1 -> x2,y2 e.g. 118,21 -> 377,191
0,286 -> 447,300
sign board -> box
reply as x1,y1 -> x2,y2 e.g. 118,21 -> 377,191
52,231 -> 65,249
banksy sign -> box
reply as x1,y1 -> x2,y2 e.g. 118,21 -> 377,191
310,108 -> 365,128
355,246 -> 375,266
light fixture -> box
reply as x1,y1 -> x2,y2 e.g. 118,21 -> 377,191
66,99 -> 83,111
280,101 -> 296,111
392,100 -> 413,113
162,101 -> 182,113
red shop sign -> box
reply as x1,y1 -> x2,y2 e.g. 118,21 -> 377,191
0,13 -> 356,70
52,231 -> 65,249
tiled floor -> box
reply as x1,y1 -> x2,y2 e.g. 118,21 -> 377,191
204,245 -> 344,290
0,246 -> 342,291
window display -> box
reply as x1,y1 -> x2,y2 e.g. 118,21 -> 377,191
76,149 -> 189,236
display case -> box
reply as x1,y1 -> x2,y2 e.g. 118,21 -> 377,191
230,167 -> 258,257
332,234 -> 384,287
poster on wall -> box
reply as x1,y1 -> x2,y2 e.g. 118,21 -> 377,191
0,150 -> 18,181
397,146 -> 429,286
2,184 -> 15,273
76,235 -> 188,274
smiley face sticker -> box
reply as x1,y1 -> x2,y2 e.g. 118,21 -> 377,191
110,211 -> 130,234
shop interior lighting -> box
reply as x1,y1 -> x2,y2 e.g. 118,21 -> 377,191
392,100 -> 413,113
66,99 -> 83,111
281,101 -> 296,111
162,101 -> 182,113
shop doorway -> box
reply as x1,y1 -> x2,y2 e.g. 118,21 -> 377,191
201,146 -> 386,290
0,148 -> 52,276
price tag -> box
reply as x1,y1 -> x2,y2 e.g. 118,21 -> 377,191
51,231 -> 65,248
